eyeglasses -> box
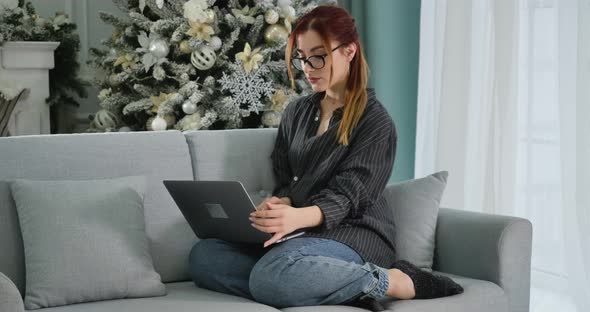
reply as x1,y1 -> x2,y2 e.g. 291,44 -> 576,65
291,43 -> 347,71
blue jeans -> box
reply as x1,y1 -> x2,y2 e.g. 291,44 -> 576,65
189,237 -> 389,308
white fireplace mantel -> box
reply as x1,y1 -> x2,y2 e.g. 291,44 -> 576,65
0,41 -> 60,136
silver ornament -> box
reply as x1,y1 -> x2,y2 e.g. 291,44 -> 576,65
265,10 -> 279,24
280,5 -> 295,18
148,38 -> 170,58
277,0 -> 292,8
191,46 -> 216,70
182,101 -> 198,114
208,36 -> 222,51
146,116 -> 155,131
151,116 -> 168,131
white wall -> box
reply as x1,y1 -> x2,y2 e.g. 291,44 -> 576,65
30,0 -> 125,119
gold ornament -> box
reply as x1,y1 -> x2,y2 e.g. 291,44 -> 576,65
186,20 -> 214,41
150,92 -> 172,114
179,40 -> 192,54
177,112 -> 202,131
235,43 -> 263,73
264,24 -> 289,45
113,53 -> 137,70
270,89 -> 289,112
262,111 -> 282,128
231,6 -> 257,24
111,29 -> 122,41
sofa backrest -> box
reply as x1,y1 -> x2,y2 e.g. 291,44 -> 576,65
183,128 -> 278,205
0,131 -> 196,295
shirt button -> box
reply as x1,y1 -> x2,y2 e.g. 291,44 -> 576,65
293,176 -> 299,182
314,116 -> 319,121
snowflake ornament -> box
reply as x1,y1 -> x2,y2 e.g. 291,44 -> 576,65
219,62 -> 274,115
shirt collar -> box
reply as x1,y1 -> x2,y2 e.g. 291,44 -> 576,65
311,88 -> 375,116
312,92 -> 344,117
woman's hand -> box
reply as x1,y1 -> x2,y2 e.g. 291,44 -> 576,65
255,196 -> 290,211
250,202 -> 324,248
250,202 -> 302,247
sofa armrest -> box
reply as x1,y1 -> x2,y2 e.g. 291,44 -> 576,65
0,272 -> 24,312
433,208 -> 532,312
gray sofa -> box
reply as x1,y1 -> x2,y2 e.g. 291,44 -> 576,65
0,129 -> 532,312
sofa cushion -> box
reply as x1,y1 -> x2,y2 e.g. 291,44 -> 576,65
280,274 -> 507,312
0,272 -> 24,312
378,273 -> 508,312
183,129 -> 277,195
31,276 -> 506,312
34,282 -> 280,312
0,131 -> 195,296
383,171 -> 448,271
10,176 -> 166,310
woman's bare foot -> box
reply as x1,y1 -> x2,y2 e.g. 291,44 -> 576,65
386,268 -> 416,299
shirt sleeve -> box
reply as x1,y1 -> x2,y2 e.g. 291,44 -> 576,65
270,100 -> 296,199
308,117 -> 397,230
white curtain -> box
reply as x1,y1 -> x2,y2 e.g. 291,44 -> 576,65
416,0 -> 590,311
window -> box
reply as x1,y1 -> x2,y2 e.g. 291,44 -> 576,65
516,0 -> 577,310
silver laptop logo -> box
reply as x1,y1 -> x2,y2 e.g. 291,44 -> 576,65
205,203 -> 229,219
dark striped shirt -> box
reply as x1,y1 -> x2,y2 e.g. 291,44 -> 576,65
271,88 -> 398,268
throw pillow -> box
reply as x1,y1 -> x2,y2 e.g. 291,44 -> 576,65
0,272 -> 24,312
384,171 -> 449,271
10,176 -> 166,310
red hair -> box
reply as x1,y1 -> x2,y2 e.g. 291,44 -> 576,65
286,5 -> 369,145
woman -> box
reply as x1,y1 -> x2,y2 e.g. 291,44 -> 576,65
189,5 -> 463,311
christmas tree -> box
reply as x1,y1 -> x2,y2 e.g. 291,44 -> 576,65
89,0 -> 335,132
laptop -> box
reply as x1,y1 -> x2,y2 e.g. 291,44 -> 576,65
163,180 -> 306,244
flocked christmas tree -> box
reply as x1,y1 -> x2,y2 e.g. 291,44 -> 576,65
89,0 -> 335,132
